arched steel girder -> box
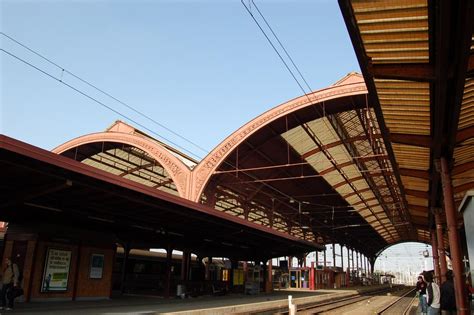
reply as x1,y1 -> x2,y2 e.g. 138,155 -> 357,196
191,76 -> 369,202
52,131 -> 192,198
374,240 -> 431,260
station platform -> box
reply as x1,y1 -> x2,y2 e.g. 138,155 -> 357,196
7,285 -> 389,315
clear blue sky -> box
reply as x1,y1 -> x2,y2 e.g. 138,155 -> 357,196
1,0 -> 359,158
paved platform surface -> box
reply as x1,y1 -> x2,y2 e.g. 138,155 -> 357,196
3,286 -> 386,315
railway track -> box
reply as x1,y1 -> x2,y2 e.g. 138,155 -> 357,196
275,286 -> 405,315
375,288 -> 417,315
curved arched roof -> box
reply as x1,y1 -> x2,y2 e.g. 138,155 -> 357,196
53,72 -> 426,258
53,123 -> 193,198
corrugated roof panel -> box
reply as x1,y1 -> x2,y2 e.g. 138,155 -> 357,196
306,118 -> 340,145
374,79 -> 430,135
400,175 -> 429,191
452,166 -> 474,185
453,138 -> 474,165
282,126 -> 315,154
406,195 -> 428,207
353,0 -> 429,64
458,78 -> 474,129
392,144 -> 430,170
282,112 -> 403,243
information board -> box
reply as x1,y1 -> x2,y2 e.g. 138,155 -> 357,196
41,248 -> 72,292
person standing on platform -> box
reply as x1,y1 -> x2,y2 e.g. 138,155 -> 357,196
440,270 -> 456,315
416,274 -> 428,315
425,271 -> 441,315
0,257 -> 20,311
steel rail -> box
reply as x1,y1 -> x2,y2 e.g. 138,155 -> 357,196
376,287 -> 416,315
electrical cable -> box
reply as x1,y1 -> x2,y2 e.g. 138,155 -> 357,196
241,1 -> 409,239
250,0 -> 313,92
240,0 -> 309,98
1,48 -> 203,160
0,43 -> 305,219
0,32 -> 209,157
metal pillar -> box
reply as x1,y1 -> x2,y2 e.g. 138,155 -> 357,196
364,255 -> 367,275
120,243 -> 130,294
266,259 -> 273,293
365,256 -> 368,275
369,257 -> 375,275
310,262 -> 315,290
347,247 -> 350,272
351,250 -> 354,273
356,251 -> 359,276
440,157 -> 469,314
315,251 -> 319,267
181,250 -> 189,281
323,247 -> 327,267
164,246 -> 173,298
340,245 -> 344,270
332,243 -> 336,267
435,211 -> 448,282
431,231 -> 441,284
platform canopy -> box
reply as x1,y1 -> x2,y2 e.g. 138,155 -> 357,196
0,135 -> 322,261
339,0 -> 474,243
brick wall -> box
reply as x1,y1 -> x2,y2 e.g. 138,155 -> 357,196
75,246 -> 115,299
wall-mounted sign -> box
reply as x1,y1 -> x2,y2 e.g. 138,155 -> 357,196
89,254 -> 104,279
41,248 -> 72,292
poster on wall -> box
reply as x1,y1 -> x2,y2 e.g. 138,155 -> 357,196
41,248 -> 72,292
89,254 -> 104,279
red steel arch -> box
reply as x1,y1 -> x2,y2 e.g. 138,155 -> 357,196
190,74 -> 367,202
53,131 -> 192,198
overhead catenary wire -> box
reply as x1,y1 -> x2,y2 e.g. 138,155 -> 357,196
241,1 -> 408,239
250,0 -> 313,92
1,32 -> 209,158
0,48 -> 203,160
1,36 -> 308,218
240,0 -> 309,98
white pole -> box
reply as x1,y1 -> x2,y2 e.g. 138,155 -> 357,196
288,295 -> 296,315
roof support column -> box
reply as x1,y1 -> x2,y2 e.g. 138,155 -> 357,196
332,243 -> 336,268
440,157 -> 469,313
356,251 -> 359,277
205,256 -> 213,281
346,247 -> 350,272
369,257 -> 376,276
120,243 -> 130,295
434,210 -> 448,283
365,256 -> 368,276
310,262 -> 315,290
181,250 -> 190,281
265,259 -> 273,293
351,249 -> 354,273
431,231 -> 441,284
164,246 -> 174,299
340,245 -> 344,271
323,248 -> 327,268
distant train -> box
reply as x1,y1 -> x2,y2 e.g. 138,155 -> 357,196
112,248 -> 226,294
